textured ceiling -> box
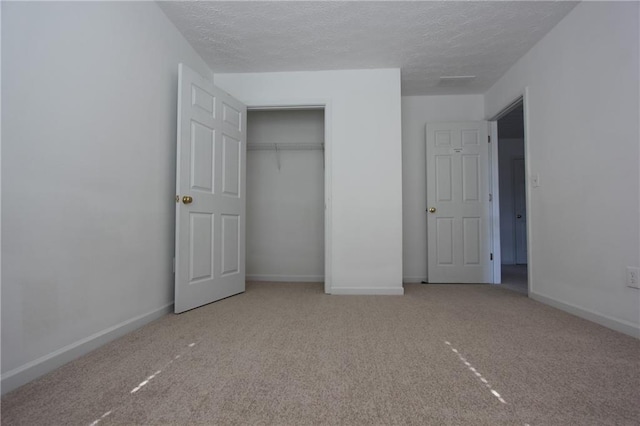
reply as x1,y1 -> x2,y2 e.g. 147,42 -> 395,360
159,1 -> 578,95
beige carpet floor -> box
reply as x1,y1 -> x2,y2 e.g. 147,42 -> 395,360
2,282 -> 639,425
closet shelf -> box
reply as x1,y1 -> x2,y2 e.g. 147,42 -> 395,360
247,142 -> 324,151
247,142 -> 325,170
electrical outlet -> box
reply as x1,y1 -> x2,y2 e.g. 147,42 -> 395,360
626,267 -> 640,289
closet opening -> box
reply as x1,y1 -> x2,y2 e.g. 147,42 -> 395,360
246,108 -> 326,290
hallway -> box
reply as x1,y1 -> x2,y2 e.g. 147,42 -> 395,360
501,264 -> 528,295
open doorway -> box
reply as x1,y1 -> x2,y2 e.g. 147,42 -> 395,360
246,108 -> 326,288
494,101 -> 528,294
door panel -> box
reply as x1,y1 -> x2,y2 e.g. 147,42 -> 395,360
427,121 -> 492,283
436,156 -> 453,201
189,213 -> 214,282
191,84 -> 215,115
221,214 -> 240,275
222,134 -> 241,196
462,129 -> 479,146
463,217 -> 481,265
462,155 -> 480,201
190,121 -> 215,192
436,218 -> 454,265
436,130 -> 452,146
222,102 -> 242,131
175,63 -> 246,313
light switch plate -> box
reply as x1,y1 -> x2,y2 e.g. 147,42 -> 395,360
531,174 -> 540,187
627,267 -> 640,289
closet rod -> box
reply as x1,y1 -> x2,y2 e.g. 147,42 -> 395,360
247,142 -> 324,151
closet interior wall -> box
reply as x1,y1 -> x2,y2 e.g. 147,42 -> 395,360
246,109 -> 325,282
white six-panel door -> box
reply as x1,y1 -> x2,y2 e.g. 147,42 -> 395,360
426,122 -> 492,283
175,64 -> 247,313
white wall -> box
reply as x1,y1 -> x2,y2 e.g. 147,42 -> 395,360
1,1 -> 212,391
401,95 -> 485,282
215,69 -> 403,295
246,110 -> 324,281
498,138 -> 525,265
485,2 -> 640,337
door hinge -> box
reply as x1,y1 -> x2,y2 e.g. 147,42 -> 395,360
489,193 -> 493,202
488,135 -> 491,143
490,253 -> 494,261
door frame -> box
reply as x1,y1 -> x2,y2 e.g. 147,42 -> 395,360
245,99 -> 333,295
488,87 -> 532,292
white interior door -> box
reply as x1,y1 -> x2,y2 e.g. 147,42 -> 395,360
513,158 -> 528,265
426,121 -> 492,283
174,63 -> 246,313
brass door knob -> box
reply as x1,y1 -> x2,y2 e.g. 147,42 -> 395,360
182,196 -> 193,204
428,207 -> 436,213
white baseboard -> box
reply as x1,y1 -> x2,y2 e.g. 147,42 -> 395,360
529,291 -> 639,339
330,287 -> 404,295
1,303 -> 173,395
403,276 -> 426,284
246,274 -> 324,282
